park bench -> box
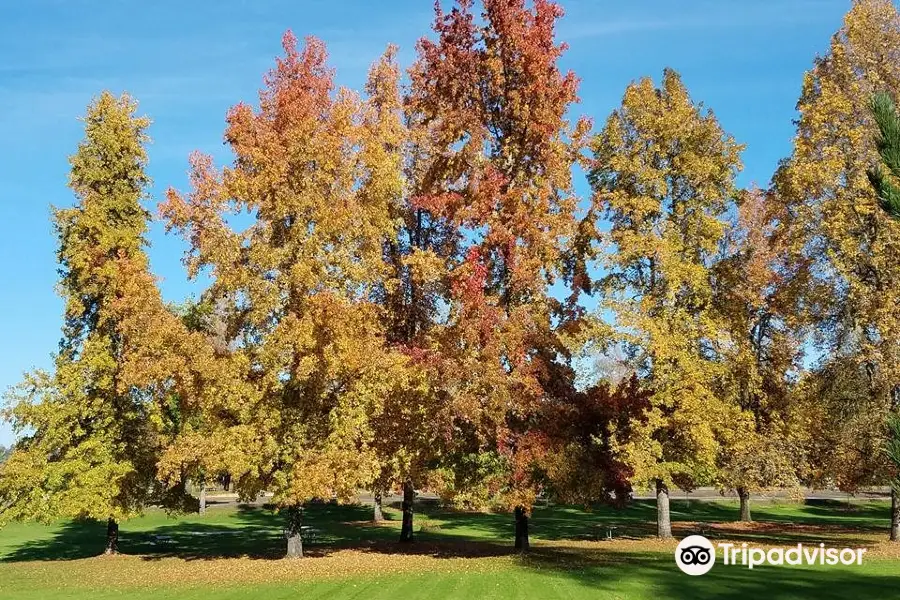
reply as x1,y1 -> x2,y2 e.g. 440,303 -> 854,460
149,534 -> 174,546
592,524 -> 620,540
534,493 -> 551,508
282,525 -> 321,544
301,525 -> 320,543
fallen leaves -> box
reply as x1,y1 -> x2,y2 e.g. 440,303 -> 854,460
0,547 -> 515,592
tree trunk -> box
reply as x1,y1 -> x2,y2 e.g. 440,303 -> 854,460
514,506 -> 530,551
656,480 -> 672,539
738,487 -> 751,522
104,518 -> 119,555
399,479 -> 414,542
199,480 -> 207,515
285,505 -> 303,559
891,488 -> 899,542
373,490 -> 384,523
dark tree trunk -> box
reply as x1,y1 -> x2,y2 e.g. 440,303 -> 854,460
891,488 -> 899,542
514,506 -> 530,551
399,479 -> 414,542
738,487 -> 751,522
104,518 -> 119,555
373,490 -> 384,523
656,480 -> 672,539
285,505 -> 304,558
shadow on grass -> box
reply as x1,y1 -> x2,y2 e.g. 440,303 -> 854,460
0,502 -> 506,562
408,499 -> 888,547
4,502 -> 396,562
518,547 -> 900,600
0,519 -> 109,562
0,498 -> 891,564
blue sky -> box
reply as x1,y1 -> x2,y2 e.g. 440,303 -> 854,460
0,0 -> 851,445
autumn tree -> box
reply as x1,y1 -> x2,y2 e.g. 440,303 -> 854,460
540,376 -> 648,507
159,298 -> 234,514
361,46 -> 408,527
354,45 -> 457,540
0,93 -> 174,554
793,357 -> 892,495
773,0 -> 900,542
406,0 -> 591,550
588,69 -> 744,538
161,32 -> 404,558
885,415 -> 900,541
712,189 -> 809,521
868,91 -> 900,539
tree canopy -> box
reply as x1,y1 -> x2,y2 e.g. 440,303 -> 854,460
0,93 -> 171,550
4,0 -> 900,554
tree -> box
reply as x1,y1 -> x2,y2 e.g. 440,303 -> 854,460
540,375 -> 649,508
773,0 -> 900,542
794,357 -> 893,496
160,298 -> 233,515
868,91 -> 900,540
0,93 -> 169,554
0,446 -> 10,465
885,414 -> 900,541
712,189 -> 808,521
361,45 -> 456,541
588,69 -> 744,538
406,0 -> 591,550
868,91 -> 900,219
161,32 -> 404,558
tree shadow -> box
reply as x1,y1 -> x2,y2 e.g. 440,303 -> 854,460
0,498 -> 892,564
0,505 -> 280,562
529,499 -> 889,542
517,546 -> 900,599
684,523 -> 878,548
0,519 -> 108,561
1,502 -> 440,562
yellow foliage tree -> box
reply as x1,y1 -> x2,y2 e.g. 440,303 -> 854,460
0,93 -> 188,554
589,69 -> 744,538
712,189 -> 809,521
363,47 -> 457,540
773,0 -> 900,541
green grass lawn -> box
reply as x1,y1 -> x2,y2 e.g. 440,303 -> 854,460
4,560 -> 898,600
1,498 -> 898,599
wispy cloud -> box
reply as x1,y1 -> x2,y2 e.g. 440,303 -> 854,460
562,19 -> 676,40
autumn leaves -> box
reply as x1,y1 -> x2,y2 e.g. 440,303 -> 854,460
587,68 -> 748,538
2,0 -> 900,559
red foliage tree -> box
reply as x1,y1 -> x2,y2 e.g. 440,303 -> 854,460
407,0 -> 592,549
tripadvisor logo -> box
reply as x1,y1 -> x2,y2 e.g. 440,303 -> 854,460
674,535 -> 868,576
675,535 -> 716,576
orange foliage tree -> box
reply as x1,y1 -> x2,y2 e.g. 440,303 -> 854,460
161,32 -> 406,558
364,47 -> 459,540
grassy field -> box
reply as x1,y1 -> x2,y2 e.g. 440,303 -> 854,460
1,498 -> 899,599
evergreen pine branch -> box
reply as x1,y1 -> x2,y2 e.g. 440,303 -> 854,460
884,413 -> 900,494
869,92 -> 900,219
867,167 -> 900,218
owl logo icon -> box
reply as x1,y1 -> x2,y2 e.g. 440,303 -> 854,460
675,535 -> 716,575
